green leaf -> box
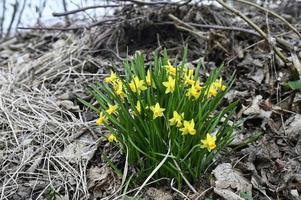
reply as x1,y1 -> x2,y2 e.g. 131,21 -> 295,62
287,80 -> 301,90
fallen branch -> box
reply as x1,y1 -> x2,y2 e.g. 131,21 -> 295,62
156,21 -> 261,37
168,14 -> 209,40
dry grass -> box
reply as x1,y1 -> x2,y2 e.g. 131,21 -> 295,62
0,31 -> 108,199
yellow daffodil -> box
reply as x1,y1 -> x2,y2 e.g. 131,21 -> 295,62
146,69 -> 152,86
180,119 -> 196,135
186,85 -> 201,100
169,111 -> 184,127
165,61 -> 176,77
146,69 -> 156,88
206,85 -> 218,98
200,133 -> 217,152
162,76 -> 176,94
129,76 -> 147,94
213,78 -> 226,91
135,101 -> 141,115
184,68 -> 195,85
96,112 -> 107,126
113,80 -> 127,100
104,70 -> 118,84
150,103 -> 165,119
108,133 -> 117,143
106,104 -> 118,115
185,78 -> 195,86
194,80 -> 203,91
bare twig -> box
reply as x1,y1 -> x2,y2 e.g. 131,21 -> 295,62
52,4 -> 122,17
61,0 -> 70,25
6,1 -> 19,37
237,0 -> 301,39
18,18 -> 120,31
0,0 -> 6,37
156,21 -> 261,36
16,0 -> 27,30
168,14 -> 209,40
119,0 -> 191,6
17,26 -> 84,31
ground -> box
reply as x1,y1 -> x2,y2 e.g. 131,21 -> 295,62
0,1 -> 301,200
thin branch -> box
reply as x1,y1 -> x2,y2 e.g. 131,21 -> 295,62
6,1 -> 19,37
189,22 -> 261,36
18,18 -> 120,31
119,0 -> 191,6
0,0 -> 6,38
61,0 -> 70,25
17,26 -> 83,31
236,0 -> 301,39
16,0 -> 27,31
168,14 -> 209,40
52,4 -> 123,17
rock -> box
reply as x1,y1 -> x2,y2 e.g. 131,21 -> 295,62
146,187 -> 173,200
212,163 -> 252,197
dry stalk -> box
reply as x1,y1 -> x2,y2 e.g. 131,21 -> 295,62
168,14 -> 209,40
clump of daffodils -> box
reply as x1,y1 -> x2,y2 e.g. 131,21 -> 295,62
81,50 -> 237,185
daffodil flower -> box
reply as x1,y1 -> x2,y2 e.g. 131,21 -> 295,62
108,133 -> 118,143
162,76 -> 175,94
184,68 -> 195,85
129,76 -> 147,94
213,78 -> 226,91
165,61 -> 176,77
96,112 -> 107,126
180,119 -> 196,135
113,80 -> 127,100
169,111 -> 184,127
200,133 -> 217,152
150,103 -> 165,119
104,70 -> 118,84
194,80 -> 202,91
185,78 -> 195,86
146,69 -> 157,89
135,101 -> 141,115
186,85 -> 201,100
106,104 -> 118,115
206,85 -> 218,98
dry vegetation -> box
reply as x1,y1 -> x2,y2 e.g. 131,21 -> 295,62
0,0 -> 301,199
